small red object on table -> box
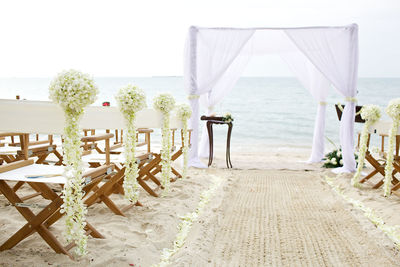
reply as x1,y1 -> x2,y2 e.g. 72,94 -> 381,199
200,116 -> 233,168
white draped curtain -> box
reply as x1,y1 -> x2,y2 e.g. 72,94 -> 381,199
184,25 -> 359,172
184,27 -> 255,167
279,51 -> 330,162
285,25 -> 359,172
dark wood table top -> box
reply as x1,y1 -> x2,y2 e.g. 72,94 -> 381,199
200,116 -> 232,124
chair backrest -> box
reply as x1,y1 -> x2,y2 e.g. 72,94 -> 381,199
0,99 -> 183,135
369,120 -> 400,135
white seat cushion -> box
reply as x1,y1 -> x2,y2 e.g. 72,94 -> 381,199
0,164 -> 66,184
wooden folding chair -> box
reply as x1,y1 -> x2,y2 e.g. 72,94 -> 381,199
147,128 -> 192,182
0,99 -> 120,257
0,132 -> 63,165
79,126 -> 161,200
44,130 -> 138,216
0,98 -> 186,204
79,107 -> 186,200
80,134 -> 156,215
0,133 -> 63,200
361,121 -> 400,189
0,159 -> 110,258
84,130 -> 163,200
93,128 -> 153,155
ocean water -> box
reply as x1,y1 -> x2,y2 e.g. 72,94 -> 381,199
1,77 -> 399,151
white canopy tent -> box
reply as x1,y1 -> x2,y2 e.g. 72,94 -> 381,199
184,24 -> 359,173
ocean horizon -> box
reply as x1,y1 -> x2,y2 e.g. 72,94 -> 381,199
1,76 -> 399,153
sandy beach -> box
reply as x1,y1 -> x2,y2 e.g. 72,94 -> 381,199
1,146 -> 400,266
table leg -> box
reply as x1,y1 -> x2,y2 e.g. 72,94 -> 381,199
226,123 -> 233,168
207,121 -> 214,167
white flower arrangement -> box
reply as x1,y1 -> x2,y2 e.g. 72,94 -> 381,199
323,145 -> 359,169
49,69 -> 98,113
175,104 -> 192,179
383,99 -> 400,196
222,112 -> 234,123
153,93 -> 176,194
115,85 -> 147,203
352,105 -> 381,188
49,69 -> 98,256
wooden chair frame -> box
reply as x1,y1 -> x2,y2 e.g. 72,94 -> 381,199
146,129 -> 192,182
360,128 -> 400,190
0,133 -> 63,165
0,160 -> 108,259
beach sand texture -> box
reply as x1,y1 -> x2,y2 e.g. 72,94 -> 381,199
1,149 -> 400,266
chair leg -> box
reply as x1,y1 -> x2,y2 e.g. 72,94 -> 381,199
84,168 -> 136,216
360,169 -> 378,183
137,177 -> 158,197
0,181 -> 71,257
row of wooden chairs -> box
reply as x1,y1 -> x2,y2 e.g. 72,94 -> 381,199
357,126 -> 400,196
0,99 -> 191,258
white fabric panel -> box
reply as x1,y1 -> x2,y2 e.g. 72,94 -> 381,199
184,25 -> 359,170
280,51 -> 330,162
0,99 -> 183,135
83,153 -> 126,163
184,26 -> 255,167
0,146 -> 20,155
369,120 -> 399,135
83,107 -> 183,130
0,164 -> 66,184
308,104 -> 327,162
198,39 -> 254,158
0,99 -> 65,134
285,24 -> 359,172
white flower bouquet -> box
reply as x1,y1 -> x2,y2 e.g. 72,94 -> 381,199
49,69 -> 98,256
222,112 -> 234,123
115,84 -> 147,203
322,148 -> 358,168
153,93 -> 176,194
352,104 -> 381,187
383,98 -> 400,196
175,103 -> 192,179
49,69 -> 98,113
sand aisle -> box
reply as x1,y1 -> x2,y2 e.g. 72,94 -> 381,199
172,170 -> 399,266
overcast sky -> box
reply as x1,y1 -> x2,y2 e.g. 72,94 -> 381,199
0,0 -> 398,78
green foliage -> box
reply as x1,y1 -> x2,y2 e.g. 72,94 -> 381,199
322,148 -> 359,168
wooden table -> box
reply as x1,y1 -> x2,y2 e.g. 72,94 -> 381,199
200,116 -> 233,168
